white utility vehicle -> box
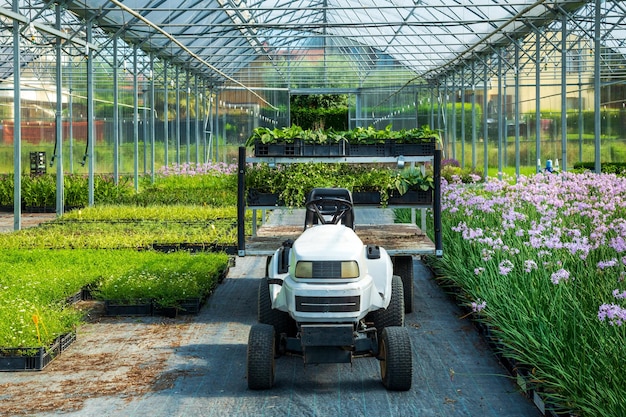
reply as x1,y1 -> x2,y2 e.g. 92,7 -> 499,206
247,188 -> 413,391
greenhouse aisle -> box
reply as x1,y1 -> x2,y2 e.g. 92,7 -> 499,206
0,209 -> 541,417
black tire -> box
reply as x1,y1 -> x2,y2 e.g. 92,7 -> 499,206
265,255 -> 272,278
379,326 -> 412,391
392,256 -> 414,313
369,275 -> 405,334
247,324 -> 275,390
258,277 -> 294,349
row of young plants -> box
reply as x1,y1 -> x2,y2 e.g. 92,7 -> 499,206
425,171 -> 626,416
0,249 -> 229,349
0,205 -> 251,250
0,165 -> 238,357
0,161 -> 238,209
0,160 -> 446,209
246,124 -> 441,145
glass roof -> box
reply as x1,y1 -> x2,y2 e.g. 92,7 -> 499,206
60,0 -> 590,90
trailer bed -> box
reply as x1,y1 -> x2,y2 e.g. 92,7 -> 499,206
244,223 -> 436,256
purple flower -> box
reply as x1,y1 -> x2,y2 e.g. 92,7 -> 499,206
471,299 -> 487,313
524,259 -> 538,273
551,268 -> 572,285
598,259 -> 618,270
499,260 -> 514,276
612,289 -> 626,299
598,303 -> 626,326
609,236 -> 626,253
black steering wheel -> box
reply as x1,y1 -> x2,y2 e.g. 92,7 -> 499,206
305,197 -> 353,225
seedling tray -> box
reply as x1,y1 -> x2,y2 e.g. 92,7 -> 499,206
0,332 -> 76,371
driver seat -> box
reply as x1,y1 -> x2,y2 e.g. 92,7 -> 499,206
304,188 -> 355,230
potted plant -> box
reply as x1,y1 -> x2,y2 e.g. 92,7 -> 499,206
387,168 -> 434,205
392,126 -> 441,156
245,163 -> 284,206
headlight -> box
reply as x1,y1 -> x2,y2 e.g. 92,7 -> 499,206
295,261 -> 359,279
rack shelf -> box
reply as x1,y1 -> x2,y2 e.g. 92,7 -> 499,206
236,147 -> 443,258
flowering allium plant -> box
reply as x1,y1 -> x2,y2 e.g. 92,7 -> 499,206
432,171 -> 626,416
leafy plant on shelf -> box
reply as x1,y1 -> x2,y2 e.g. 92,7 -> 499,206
390,168 -> 434,195
246,124 -> 440,146
397,125 -> 442,146
245,163 -> 434,207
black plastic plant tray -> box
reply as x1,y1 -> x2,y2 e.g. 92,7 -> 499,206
0,332 -> 76,371
104,300 -> 153,316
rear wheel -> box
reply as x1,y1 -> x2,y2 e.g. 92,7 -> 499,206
392,256 -> 414,313
247,324 -> 275,390
368,275 -> 404,335
379,326 -> 412,391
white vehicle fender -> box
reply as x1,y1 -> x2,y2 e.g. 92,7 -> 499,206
363,246 -> 394,309
267,250 -> 288,309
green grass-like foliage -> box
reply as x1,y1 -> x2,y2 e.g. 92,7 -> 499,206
93,252 -> 229,308
0,205 -> 255,249
0,249 -> 228,349
426,172 -> 626,417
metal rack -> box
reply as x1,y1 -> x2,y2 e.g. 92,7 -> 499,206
236,146 -> 443,257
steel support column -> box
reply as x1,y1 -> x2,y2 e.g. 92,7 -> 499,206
483,58 -> 488,179
460,67 -> 466,169
515,40 -> 521,178
593,0 -> 601,173
186,71 -> 191,163
471,60 -> 477,170
561,13 -> 568,172
164,62 -> 169,166
133,45 -> 139,191
55,4 -> 64,215
195,75 -> 200,164
497,50 -> 503,180
12,0 -> 21,230
113,36 -> 119,183
87,20 -> 95,206
150,54 -> 155,181
535,30 -> 542,173
176,66 -> 181,165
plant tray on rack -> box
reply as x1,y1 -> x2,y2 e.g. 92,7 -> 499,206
247,190 -> 282,206
301,143 -> 346,156
254,141 -> 301,157
393,139 -> 436,156
388,189 -> 433,205
352,191 -> 382,205
0,332 -> 76,371
177,297 -> 203,315
347,141 -> 393,157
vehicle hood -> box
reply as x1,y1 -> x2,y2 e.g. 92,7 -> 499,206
292,225 -> 363,261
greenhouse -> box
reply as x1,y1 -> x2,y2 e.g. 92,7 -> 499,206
1,1 -> 626,210
2,2 -> 626,416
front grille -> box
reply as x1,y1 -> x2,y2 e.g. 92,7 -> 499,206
295,295 -> 360,313
312,261 -> 342,278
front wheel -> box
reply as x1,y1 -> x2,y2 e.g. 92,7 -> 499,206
247,324 -> 276,390
379,326 -> 412,391
368,275 -> 404,335
258,277 -> 294,351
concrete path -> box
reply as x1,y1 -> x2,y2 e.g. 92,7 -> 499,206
0,212 -> 56,232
